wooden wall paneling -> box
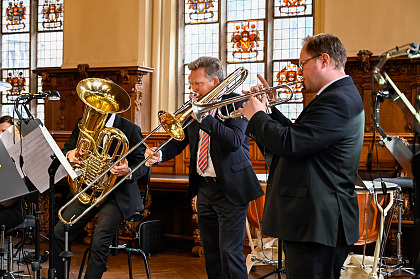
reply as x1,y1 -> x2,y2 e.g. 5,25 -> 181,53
33,65 -> 153,132
346,55 -> 420,135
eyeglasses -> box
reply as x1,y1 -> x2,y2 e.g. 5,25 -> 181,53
298,54 -> 321,69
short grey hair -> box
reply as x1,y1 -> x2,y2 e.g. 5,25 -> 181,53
188,56 -> 224,81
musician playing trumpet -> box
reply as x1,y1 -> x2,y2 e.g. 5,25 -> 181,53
145,56 -> 264,279
238,33 -> 364,279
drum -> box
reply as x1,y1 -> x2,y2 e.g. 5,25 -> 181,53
247,174 -> 268,228
355,181 -> 397,245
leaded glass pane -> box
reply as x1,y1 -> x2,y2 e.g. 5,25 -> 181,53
184,0 -> 219,24
227,0 -> 265,21
1,33 -> 30,68
227,62 -> 264,93
184,23 -> 219,64
180,1 -> 314,120
2,0 -> 30,33
36,103 -> 45,123
273,17 -> 313,60
2,68 -> 29,102
1,104 -> 16,117
227,20 -> 264,63
38,0 -> 64,31
37,31 -> 63,67
183,65 -> 191,102
274,0 -> 313,18
273,61 -> 303,121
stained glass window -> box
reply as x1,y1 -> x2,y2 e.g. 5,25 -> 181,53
0,0 -> 64,123
181,0 -> 313,120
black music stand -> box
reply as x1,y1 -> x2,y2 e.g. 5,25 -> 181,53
0,141 -> 31,202
3,119 -> 78,279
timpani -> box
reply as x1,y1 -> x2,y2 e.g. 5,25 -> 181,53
343,180 -> 398,279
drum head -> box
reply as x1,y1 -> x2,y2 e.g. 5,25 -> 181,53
356,180 -> 398,192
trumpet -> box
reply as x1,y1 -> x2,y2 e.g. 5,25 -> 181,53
192,80 -> 303,120
58,67 -> 249,225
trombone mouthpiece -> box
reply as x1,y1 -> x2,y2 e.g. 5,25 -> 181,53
190,92 -> 200,99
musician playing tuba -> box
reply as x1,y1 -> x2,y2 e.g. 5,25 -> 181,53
54,79 -> 150,279
145,56 -> 264,279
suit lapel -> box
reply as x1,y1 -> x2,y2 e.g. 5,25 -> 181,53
188,120 -> 200,154
108,114 -> 121,156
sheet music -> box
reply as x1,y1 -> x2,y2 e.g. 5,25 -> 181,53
6,125 -> 77,193
0,124 -> 22,150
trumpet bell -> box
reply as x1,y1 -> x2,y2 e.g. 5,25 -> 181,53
77,78 -> 131,114
158,110 -> 185,141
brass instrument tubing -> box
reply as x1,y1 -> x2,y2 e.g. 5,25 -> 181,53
59,118 -> 195,225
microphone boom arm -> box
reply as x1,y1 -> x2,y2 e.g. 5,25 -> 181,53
373,43 -> 420,133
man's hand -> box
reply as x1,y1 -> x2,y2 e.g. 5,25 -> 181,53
238,95 -> 267,120
110,158 -> 130,177
145,147 -> 161,167
238,74 -> 271,120
67,149 -> 83,168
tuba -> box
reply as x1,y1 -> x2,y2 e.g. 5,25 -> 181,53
68,78 -> 131,206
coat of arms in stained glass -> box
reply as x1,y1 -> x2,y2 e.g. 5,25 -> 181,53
186,0 -> 217,23
5,70 -> 26,101
5,0 -> 27,31
41,0 -> 64,29
227,20 -> 264,63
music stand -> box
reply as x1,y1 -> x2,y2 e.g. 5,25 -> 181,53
0,140 -> 32,202
2,119 -> 78,279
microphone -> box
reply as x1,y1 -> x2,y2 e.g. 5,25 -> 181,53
14,91 -> 61,126
409,42 -> 420,59
18,91 -> 61,104
20,90 -> 60,101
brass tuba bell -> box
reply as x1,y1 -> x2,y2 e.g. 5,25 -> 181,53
68,78 -> 131,206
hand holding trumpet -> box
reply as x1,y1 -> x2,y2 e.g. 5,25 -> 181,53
238,74 -> 272,120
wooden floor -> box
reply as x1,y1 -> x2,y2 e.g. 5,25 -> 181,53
3,236 -> 415,279
4,237 -> 283,279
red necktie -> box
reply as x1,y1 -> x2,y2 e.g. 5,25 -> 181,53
198,131 -> 210,172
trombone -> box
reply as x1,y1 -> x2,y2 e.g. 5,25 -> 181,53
58,67 -> 249,225
192,80 -> 303,121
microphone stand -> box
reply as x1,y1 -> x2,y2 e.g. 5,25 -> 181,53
31,190 -> 42,279
48,155 -> 61,279
373,43 -> 420,278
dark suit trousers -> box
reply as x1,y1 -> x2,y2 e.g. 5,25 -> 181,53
196,178 -> 248,279
54,196 -> 123,279
283,217 -> 352,279
0,198 -> 25,231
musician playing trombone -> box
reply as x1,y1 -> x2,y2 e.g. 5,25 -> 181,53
54,114 -> 150,279
145,56 -> 264,279
238,33 -> 365,279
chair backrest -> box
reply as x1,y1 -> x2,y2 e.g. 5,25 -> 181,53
137,167 -> 151,212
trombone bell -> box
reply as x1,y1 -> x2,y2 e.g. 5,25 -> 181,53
158,110 -> 186,141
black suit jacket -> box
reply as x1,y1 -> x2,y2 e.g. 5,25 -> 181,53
63,114 -> 149,219
160,93 -> 264,205
246,76 -> 364,246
